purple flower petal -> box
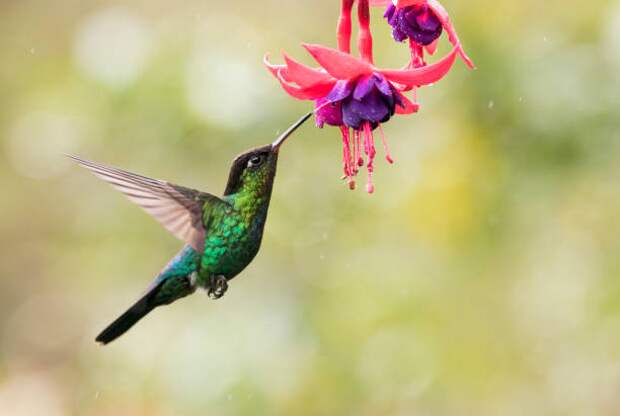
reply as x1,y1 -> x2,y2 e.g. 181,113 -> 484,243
343,92 -> 390,129
392,88 -> 405,109
384,4 -> 443,46
392,27 -> 408,42
318,71 -> 400,130
414,7 -> 441,31
327,79 -> 354,102
373,73 -> 393,97
384,4 -> 396,21
353,75 -> 375,100
342,103 -> 364,129
315,98 -> 343,127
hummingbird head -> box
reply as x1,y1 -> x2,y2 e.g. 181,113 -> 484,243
223,112 -> 312,196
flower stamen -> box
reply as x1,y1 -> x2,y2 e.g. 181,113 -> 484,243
363,122 -> 376,193
340,125 -> 356,190
409,40 -> 426,69
378,124 -> 394,164
355,130 -> 363,168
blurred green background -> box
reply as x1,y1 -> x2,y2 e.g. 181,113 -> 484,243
2,0 -> 620,414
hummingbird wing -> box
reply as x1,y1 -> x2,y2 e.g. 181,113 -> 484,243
68,155 -> 225,252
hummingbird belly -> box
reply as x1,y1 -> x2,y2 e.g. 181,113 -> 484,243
198,215 -> 265,283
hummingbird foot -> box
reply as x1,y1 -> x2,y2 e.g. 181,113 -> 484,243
207,275 -> 228,300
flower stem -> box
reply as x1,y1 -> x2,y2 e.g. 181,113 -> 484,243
337,0 -> 354,54
357,0 -> 373,63
409,39 -> 426,68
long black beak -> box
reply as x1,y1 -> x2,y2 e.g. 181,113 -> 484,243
271,112 -> 313,151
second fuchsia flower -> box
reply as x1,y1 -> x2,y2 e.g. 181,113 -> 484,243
372,0 -> 474,69
265,0 -> 473,193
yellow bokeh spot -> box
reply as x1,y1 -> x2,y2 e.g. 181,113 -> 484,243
402,126 -> 497,247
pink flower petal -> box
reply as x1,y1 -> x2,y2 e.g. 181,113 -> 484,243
369,0 -> 394,5
283,53 -> 334,88
264,53 -> 286,78
425,39 -> 439,55
395,92 -> 420,114
394,0 -> 426,7
380,45 -> 458,86
303,43 -> 373,80
275,70 -> 335,100
425,0 -> 475,69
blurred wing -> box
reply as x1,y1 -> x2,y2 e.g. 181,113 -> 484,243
68,155 -> 225,252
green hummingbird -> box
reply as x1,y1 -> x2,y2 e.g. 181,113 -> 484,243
69,113 -> 311,344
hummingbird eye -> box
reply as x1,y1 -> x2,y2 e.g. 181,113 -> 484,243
247,154 -> 264,168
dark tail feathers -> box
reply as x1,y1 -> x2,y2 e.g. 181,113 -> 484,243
95,288 -> 159,345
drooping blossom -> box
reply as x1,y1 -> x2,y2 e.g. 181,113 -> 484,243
264,0 -> 470,192
265,43 -> 459,191
371,0 -> 474,69
384,3 -> 443,45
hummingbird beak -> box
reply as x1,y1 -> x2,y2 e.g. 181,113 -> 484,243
271,112 -> 313,151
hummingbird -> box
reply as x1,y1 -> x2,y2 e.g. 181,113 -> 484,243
69,112 -> 312,344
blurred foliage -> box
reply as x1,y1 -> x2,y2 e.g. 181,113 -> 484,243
1,0 -> 620,415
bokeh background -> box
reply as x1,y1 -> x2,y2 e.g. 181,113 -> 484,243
2,0 -> 620,414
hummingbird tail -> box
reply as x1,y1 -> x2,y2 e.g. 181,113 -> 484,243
95,288 -> 158,345
96,246 -> 201,345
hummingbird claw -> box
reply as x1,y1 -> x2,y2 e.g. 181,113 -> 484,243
208,275 -> 228,300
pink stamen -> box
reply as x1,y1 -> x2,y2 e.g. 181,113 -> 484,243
337,0 -> 354,54
351,141 -> 357,174
378,124 -> 394,164
408,39 -> 426,69
341,126 -> 356,190
340,125 -> 353,179
355,130 -> 363,169
351,130 -> 357,174
363,123 -> 376,165
366,177 -> 375,193
357,0 -> 374,64
363,122 -> 376,194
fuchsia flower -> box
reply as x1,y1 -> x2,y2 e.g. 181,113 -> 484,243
265,43 -> 459,192
371,0 -> 474,69
264,0 -> 472,192
384,3 -> 443,45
